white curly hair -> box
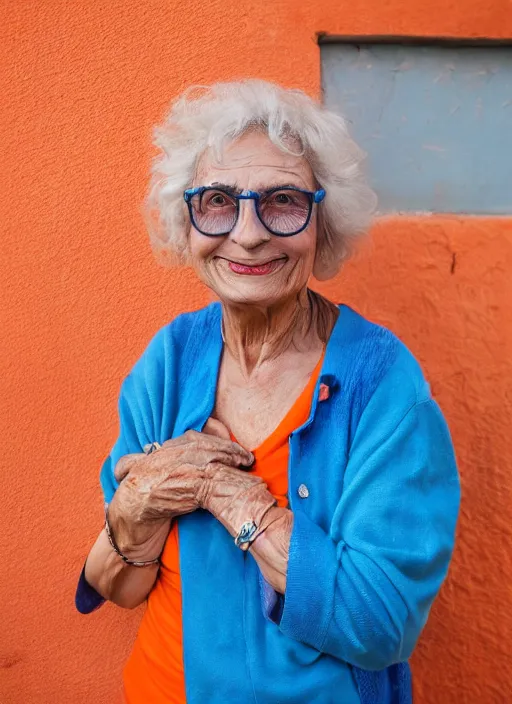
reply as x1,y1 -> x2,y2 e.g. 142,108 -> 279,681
143,79 -> 377,280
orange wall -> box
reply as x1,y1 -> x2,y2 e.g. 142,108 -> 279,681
2,2 -> 512,703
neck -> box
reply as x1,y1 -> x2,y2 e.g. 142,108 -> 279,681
221,289 -> 339,376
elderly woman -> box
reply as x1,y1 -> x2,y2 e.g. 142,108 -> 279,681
77,80 -> 460,704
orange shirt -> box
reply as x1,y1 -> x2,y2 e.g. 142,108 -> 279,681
123,354 -> 324,703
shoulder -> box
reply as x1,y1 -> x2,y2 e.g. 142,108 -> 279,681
337,305 -> 432,411
130,302 -> 221,371
165,301 -> 221,338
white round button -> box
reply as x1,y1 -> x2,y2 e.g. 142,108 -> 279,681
298,484 -> 309,499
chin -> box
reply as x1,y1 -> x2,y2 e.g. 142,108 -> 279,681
221,292 -> 281,307
213,283 -> 284,308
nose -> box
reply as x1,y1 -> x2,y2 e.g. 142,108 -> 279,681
228,198 -> 271,250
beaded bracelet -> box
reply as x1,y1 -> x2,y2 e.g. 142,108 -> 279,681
104,505 -> 160,568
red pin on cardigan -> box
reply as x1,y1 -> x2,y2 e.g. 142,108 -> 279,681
318,383 -> 330,402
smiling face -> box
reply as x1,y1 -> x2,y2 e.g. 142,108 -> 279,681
187,130 -> 319,307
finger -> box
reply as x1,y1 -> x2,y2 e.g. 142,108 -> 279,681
206,449 -> 255,471
161,436 -> 186,448
114,453 -> 145,482
204,462 -> 263,485
161,432 -> 231,451
143,442 -> 162,455
184,429 -> 254,465
159,429 -> 254,467
203,417 -> 231,440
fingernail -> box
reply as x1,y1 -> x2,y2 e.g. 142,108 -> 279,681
239,454 -> 255,471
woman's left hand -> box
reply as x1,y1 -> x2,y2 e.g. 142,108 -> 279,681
200,418 -> 293,594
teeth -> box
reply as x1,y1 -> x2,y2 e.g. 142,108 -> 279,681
226,258 -> 284,275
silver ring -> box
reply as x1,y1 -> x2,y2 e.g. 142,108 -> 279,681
235,520 -> 257,549
143,441 -> 162,455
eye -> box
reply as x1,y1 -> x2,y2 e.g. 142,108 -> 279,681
210,193 -> 228,206
208,193 -> 228,208
273,192 -> 292,205
202,190 -> 236,209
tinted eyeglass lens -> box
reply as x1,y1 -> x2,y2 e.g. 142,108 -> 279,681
190,189 -> 237,235
258,189 -> 311,234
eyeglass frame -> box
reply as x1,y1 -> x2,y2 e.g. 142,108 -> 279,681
183,185 -> 326,237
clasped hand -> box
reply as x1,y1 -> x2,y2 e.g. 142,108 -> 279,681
106,419 -> 274,561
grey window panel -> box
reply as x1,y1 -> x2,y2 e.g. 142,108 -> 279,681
321,43 -> 512,214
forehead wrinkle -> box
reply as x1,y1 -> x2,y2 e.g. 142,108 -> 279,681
202,166 -> 313,191
195,140 -> 315,190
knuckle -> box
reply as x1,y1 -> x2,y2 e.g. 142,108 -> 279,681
114,455 -> 130,475
204,460 -> 223,475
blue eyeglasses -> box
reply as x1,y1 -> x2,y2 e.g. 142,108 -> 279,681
183,185 -> 326,237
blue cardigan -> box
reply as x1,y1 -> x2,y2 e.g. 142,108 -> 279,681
77,303 -> 460,704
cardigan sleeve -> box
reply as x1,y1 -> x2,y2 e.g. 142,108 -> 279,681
99,326 -> 169,505
75,327 -> 167,614
277,363 -> 461,670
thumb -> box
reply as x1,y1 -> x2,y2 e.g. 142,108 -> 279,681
203,417 -> 231,440
113,453 -> 143,483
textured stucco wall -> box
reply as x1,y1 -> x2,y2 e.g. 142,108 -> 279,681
1,2 -> 511,703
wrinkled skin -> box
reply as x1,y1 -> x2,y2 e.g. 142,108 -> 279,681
110,418 -> 293,592
108,427 -> 255,562
101,131 -> 335,597
189,130 -> 319,311
202,419 -> 293,591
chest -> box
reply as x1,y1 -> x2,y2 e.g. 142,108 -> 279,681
213,352 -> 321,451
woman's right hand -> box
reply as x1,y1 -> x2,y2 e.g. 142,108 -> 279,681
106,430 -> 254,562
